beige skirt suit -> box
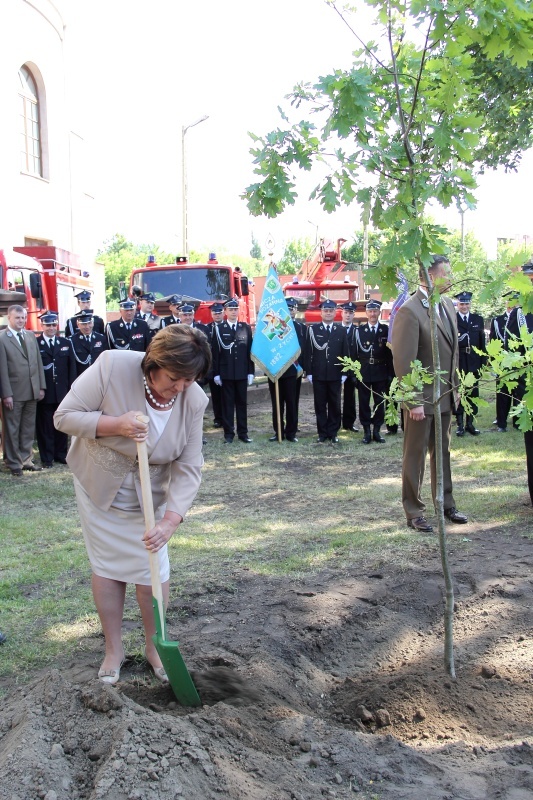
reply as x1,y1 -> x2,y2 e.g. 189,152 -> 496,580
54,351 -> 208,584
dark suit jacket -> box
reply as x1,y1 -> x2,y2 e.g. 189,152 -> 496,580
211,321 -> 254,380
305,322 -> 349,381
391,289 -> 458,415
355,322 -> 393,383
0,329 -> 46,401
456,312 -> 486,373
69,331 -> 109,377
135,311 -> 161,339
37,335 -> 76,403
106,319 -> 151,351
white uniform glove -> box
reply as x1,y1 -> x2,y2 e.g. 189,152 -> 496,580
307,375 -> 313,383
247,374 -> 254,386
341,375 -> 347,383
214,376 -> 222,386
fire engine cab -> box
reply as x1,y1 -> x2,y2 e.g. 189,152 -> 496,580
0,246 -> 94,333
129,254 -> 256,327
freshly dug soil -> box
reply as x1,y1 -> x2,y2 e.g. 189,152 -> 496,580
1,524 -> 532,800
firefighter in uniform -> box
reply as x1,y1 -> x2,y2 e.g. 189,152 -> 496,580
267,297 -> 306,443
489,299 -> 514,431
205,302 -> 225,427
65,290 -> 105,338
106,299 -> 151,352
69,309 -> 109,378
454,291 -> 487,436
178,303 -> 208,334
339,301 -> 359,432
36,311 -> 76,467
160,295 -> 182,327
305,299 -> 349,443
212,298 -> 254,443
355,300 -> 393,444
135,292 -> 161,339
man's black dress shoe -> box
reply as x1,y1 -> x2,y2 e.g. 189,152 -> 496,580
213,421 -> 222,428
373,428 -> 385,443
465,423 -> 480,436
42,463 -> 53,469
362,428 -> 372,444
316,436 -> 327,443
10,469 -> 23,477
331,436 -> 340,444
407,516 -> 434,532
223,437 -> 233,444
23,463 -> 42,471
444,507 -> 468,524
286,437 -> 298,443
239,436 -> 253,443
0,631 -> 6,644
269,434 -> 283,441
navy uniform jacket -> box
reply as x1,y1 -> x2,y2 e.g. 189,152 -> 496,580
135,311 -> 161,339
70,331 -> 109,377
212,321 -> 254,380
489,312 -> 509,345
305,322 -> 349,381
354,322 -> 393,383
456,312 -> 487,373
65,315 -> 105,338
505,307 -> 533,346
106,318 -> 151,351
278,318 -> 306,379
37,335 -> 76,404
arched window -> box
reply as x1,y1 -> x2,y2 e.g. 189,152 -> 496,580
19,65 -> 42,176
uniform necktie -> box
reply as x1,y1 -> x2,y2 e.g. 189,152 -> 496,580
126,324 -> 131,330
17,332 -> 28,357
371,326 -> 376,335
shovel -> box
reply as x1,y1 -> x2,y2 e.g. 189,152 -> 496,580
136,419 -> 201,706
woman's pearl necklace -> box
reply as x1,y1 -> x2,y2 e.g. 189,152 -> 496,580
143,376 -> 176,409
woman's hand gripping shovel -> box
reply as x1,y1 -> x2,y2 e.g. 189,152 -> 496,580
136,416 -> 201,706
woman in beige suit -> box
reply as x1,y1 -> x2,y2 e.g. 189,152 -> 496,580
55,325 -> 210,684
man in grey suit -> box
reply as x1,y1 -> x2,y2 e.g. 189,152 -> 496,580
391,256 -> 468,533
0,305 -> 46,476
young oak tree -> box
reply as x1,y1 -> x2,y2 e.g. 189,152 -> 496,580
243,0 -> 533,678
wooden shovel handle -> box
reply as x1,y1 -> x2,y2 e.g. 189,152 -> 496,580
136,415 -> 166,635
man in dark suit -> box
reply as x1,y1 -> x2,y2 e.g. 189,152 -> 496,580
106,300 -> 151,352
211,298 -> 254,443
65,290 -> 105,338
135,292 -> 161,339
267,297 -> 306,443
205,302 -> 225,427
454,291 -> 487,437
69,309 -> 109,378
305,299 -> 349,443
391,256 -> 467,533
355,300 -> 393,443
339,301 -> 359,433
160,295 -> 182,328
0,305 -> 46,475
36,312 -> 76,467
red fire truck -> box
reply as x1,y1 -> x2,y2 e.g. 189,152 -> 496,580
129,253 -> 256,326
0,246 -> 93,333
281,238 -> 362,323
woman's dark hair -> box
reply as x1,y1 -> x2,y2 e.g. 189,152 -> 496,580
141,324 -> 211,382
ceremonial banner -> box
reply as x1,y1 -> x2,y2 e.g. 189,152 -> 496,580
251,266 -> 301,381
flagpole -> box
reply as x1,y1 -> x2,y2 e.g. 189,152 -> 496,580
275,380 -> 283,442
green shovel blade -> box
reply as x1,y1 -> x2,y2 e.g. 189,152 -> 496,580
152,596 -> 201,706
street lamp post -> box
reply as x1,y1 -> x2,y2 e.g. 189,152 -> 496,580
181,115 -> 209,256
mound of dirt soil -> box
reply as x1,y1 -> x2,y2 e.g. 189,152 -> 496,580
1,524 -> 532,800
